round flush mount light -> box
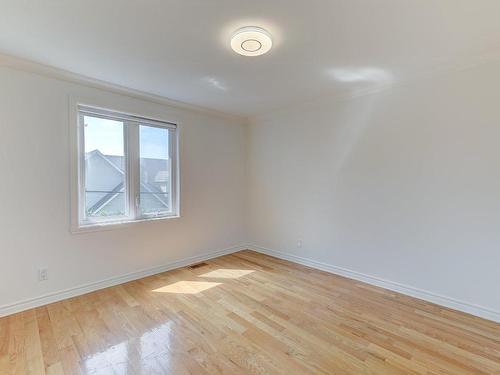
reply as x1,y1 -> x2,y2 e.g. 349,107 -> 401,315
231,26 -> 272,57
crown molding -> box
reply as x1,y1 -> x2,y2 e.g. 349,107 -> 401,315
0,53 -> 247,124
3,50 -> 500,125
250,52 -> 500,123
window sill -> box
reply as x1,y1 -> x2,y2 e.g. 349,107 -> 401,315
71,215 -> 181,234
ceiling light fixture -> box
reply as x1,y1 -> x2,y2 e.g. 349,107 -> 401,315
231,26 -> 272,57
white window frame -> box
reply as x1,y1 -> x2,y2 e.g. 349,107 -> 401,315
70,100 -> 180,233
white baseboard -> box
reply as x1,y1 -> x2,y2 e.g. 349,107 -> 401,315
0,245 -> 246,318
5,244 -> 498,323
247,244 -> 500,323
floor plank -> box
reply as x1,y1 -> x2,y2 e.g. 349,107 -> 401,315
0,250 -> 499,374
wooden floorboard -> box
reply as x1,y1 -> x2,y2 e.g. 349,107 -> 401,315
0,250 -> 499,374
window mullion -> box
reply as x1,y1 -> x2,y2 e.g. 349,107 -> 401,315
169,128 -> 178,215
75,104 -> 179,231
78,113 -> 87,224
126,121 -> 140,220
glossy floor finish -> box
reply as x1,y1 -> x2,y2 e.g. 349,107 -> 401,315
1,251 -> 499,374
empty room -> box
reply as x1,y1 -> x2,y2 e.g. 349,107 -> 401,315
1,1 -> 499,374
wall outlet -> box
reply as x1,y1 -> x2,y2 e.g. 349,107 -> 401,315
297,239 -> 303,248
38,268 -> 48,282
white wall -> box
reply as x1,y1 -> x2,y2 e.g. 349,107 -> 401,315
247,61 -> 500,321
2,57 -> 500,322
0,64 -> 246,312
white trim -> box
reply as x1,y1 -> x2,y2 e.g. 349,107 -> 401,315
70,98 -> 181,232
169,126 -> 181,218
79,105 -> 177,128
0,53 -> 246,123
0,245 -> 247,318
3,243 -> 498,323
2,50 -> 500,124
127,119 -> 139,221
249,53 -> 500,123
74,214 -> 182,234
247,244 -> 500,323
69,96 -> 81,233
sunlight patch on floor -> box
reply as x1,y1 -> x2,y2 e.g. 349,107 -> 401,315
152,281 -> 221,294
199,269 -> 255,279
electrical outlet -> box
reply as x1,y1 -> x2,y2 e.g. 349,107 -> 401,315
297,239 -> 303,248
38,268 -> 48,282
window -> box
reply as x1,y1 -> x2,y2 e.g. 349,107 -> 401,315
74,105 -> 179,229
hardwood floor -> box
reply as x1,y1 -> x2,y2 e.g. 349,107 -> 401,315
0,250 -> 499,375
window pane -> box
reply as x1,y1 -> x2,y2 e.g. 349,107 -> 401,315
139,125 -> 171,216
84,115 -> 126,218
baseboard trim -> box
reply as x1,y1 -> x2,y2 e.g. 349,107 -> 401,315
0,245 -> 246,318
5,244 -> 498,323
247,244 -> 500,323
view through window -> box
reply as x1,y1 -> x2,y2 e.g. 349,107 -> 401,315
77,106 -> 178,227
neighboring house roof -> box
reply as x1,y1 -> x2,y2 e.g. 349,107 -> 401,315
104,154 -> 126,172
155,170 -> 168,182
90,182 -> 125,215
85,150 -> 170,215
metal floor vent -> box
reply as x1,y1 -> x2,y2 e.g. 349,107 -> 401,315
188,262 -> 208,269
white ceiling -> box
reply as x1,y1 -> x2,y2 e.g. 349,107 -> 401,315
1,0 -> 500,117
